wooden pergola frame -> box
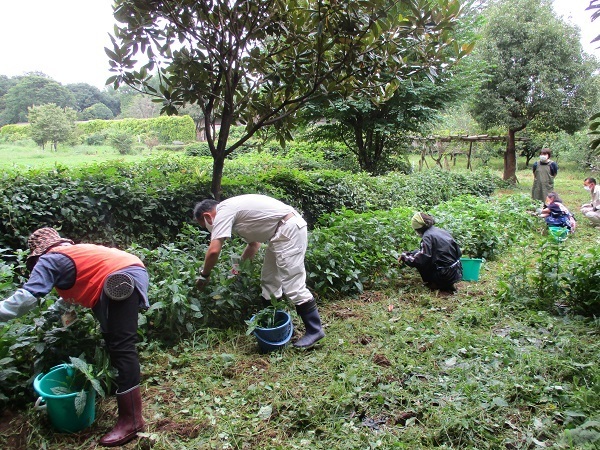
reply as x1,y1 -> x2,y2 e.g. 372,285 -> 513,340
411,134 -> 529,170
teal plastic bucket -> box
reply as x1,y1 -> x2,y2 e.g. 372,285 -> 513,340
33,364 -> 96,433
548,226 -> 568,243
460,257 -> 483,282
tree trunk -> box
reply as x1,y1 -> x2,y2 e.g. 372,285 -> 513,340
503,129 -> 518,183
211,154 -> 226,201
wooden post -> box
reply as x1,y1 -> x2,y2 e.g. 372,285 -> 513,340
467,141 -> 473,170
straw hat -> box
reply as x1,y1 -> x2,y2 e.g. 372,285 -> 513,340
27,228 -> 74,262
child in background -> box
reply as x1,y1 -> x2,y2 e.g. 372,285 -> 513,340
539,192 -> 576,233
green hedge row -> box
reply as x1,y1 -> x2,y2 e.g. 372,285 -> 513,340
0,115 -> 196,144
0,156 -> 502,253
0,124 -> 30,141
77,116 -> 196,144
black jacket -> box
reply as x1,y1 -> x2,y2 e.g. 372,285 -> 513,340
405,226 -> 462,270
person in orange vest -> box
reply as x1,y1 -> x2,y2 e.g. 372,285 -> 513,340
0,228 -> 149,447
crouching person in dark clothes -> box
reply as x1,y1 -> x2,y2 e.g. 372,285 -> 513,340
399,212 -> 463,293
0,228 -> 149,447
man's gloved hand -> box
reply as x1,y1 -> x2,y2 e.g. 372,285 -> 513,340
195,272 -> 210,291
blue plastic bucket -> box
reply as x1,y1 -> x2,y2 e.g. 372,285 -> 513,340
252,310 -> 292,343
460,257 -> 483,282
33,364 -> 96,433
254,321 -> 294,353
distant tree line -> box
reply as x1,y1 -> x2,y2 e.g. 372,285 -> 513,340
0,72 -> 169,126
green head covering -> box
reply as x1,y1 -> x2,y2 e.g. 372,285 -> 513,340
411,212 -> 426,230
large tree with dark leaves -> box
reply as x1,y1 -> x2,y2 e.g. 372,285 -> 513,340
304,77 -> 467,174
471,0 -> 598,182
107,0 -> 467,198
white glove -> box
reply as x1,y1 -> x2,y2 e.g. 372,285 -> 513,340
0,288 -> 37,322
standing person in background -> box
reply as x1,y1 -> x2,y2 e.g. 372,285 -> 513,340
532,148 -> 558,205
581,177 -> 600,226
194,194 -> 325,348
399,213 -> 463,294
0,228 -> 149,447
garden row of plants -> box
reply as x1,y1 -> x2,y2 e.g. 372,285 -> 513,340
499,240 -> 600,317
0,154 -> 500,253
0,189 -> 541,406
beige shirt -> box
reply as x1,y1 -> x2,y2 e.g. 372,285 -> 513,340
584,186 -> 600,210
210,194 -> 294,243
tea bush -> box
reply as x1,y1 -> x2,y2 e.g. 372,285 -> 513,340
133,225 -> 264,335
0,258 -> 108,406
0,154 -> 501,253
498,240 -> 600,317
0,157 -> 213,251
306,194 -> 538,297
307,207 -> 419,297
0,192 -> 540,406
562,248 -> 600,316
432,194 -> 538,260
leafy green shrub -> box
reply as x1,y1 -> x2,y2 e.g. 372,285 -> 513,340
78,115 -> 196,144
0,157 -> 208,250
108,131 -> 134,154
432,194 -> 538,260
132,225 -> 263,335
227,125 -> 247,140
185,142 -> 211,157
0,124 -> 30,142
0,153 -> 502,254
306,207 -> 418,297
79,103 -> 114,121
84,132 -> 108,146
498,240 -> 600,316
0,287 -> 110,407
562,248 -> 600,316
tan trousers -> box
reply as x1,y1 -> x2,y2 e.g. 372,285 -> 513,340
581,206 -> 600,224
261,215 -> 313,305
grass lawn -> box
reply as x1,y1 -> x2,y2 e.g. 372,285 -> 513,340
0,150 -> 599,449
0,142 -> 163,170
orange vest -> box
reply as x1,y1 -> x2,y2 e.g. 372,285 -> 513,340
49,244 -> 144,308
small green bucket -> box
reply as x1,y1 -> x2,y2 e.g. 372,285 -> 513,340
548,226 -> 568,243
33,364 -> 96,433
460,257 -> 483,282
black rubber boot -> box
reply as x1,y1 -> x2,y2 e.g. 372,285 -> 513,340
294,299 -> 325,348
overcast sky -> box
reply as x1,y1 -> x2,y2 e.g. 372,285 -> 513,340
0,0 -> 598,90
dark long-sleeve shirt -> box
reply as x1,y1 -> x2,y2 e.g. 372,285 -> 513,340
404,226 -> 462,270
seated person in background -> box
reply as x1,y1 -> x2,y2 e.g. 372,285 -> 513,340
399,212 -> 463,293
540,192 -> 576,232
581,177 -> 600,227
